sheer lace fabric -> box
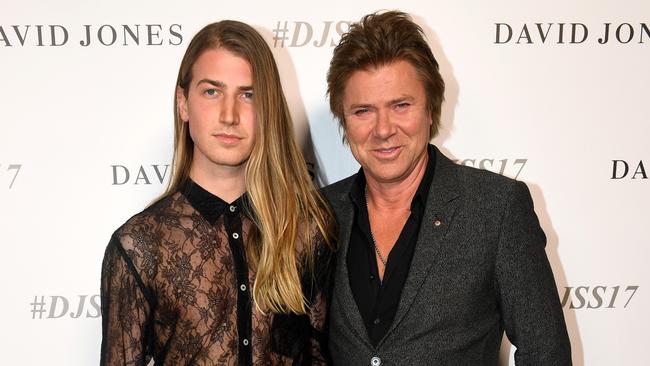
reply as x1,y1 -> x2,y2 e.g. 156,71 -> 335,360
100,187 -> 329,366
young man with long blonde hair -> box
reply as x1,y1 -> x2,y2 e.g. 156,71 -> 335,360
101,20 -> 335,365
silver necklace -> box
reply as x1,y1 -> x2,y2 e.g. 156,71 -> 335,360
365,186 -> 387,267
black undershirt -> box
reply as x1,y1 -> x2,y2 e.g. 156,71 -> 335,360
347,144 -> 436,346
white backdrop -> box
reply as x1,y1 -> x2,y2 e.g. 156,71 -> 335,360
1,0 -> 649,364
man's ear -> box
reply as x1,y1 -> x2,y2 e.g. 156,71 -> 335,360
176,86 -> 189,122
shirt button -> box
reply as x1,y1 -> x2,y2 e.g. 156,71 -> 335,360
373,318 -> 381,325
240,284 -> 247,291
433,219 -> 442,227
371,356 -> 381,366
232,232 -> 239,239
242,338 -> 249,346
229,205 -> 236,212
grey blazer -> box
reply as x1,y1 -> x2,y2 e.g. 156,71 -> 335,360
322,146 -> 571,366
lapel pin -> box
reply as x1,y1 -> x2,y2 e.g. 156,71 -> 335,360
433,219 -> 442,227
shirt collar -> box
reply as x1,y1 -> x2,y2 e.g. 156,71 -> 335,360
350,143 -> 436,210
180,178 -> 249,225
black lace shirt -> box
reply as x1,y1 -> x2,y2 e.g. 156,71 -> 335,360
100,180 -> 331,365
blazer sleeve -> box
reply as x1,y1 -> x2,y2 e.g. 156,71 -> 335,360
495,181 -> 572,365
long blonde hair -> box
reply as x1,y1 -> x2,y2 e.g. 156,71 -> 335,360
165,20 -> 334,314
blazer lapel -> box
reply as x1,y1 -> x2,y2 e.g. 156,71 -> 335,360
380,147 -> 461,345
330,178 -> 373,347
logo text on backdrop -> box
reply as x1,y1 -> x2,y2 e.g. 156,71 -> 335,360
0,24 -> 183,47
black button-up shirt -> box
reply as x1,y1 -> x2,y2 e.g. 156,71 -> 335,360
347,145 -> 436,346
100,179 -> 330,365
183,180 -> 254,365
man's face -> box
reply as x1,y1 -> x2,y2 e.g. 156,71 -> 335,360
342,60 -> 431,185
177,48 -> 256,177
